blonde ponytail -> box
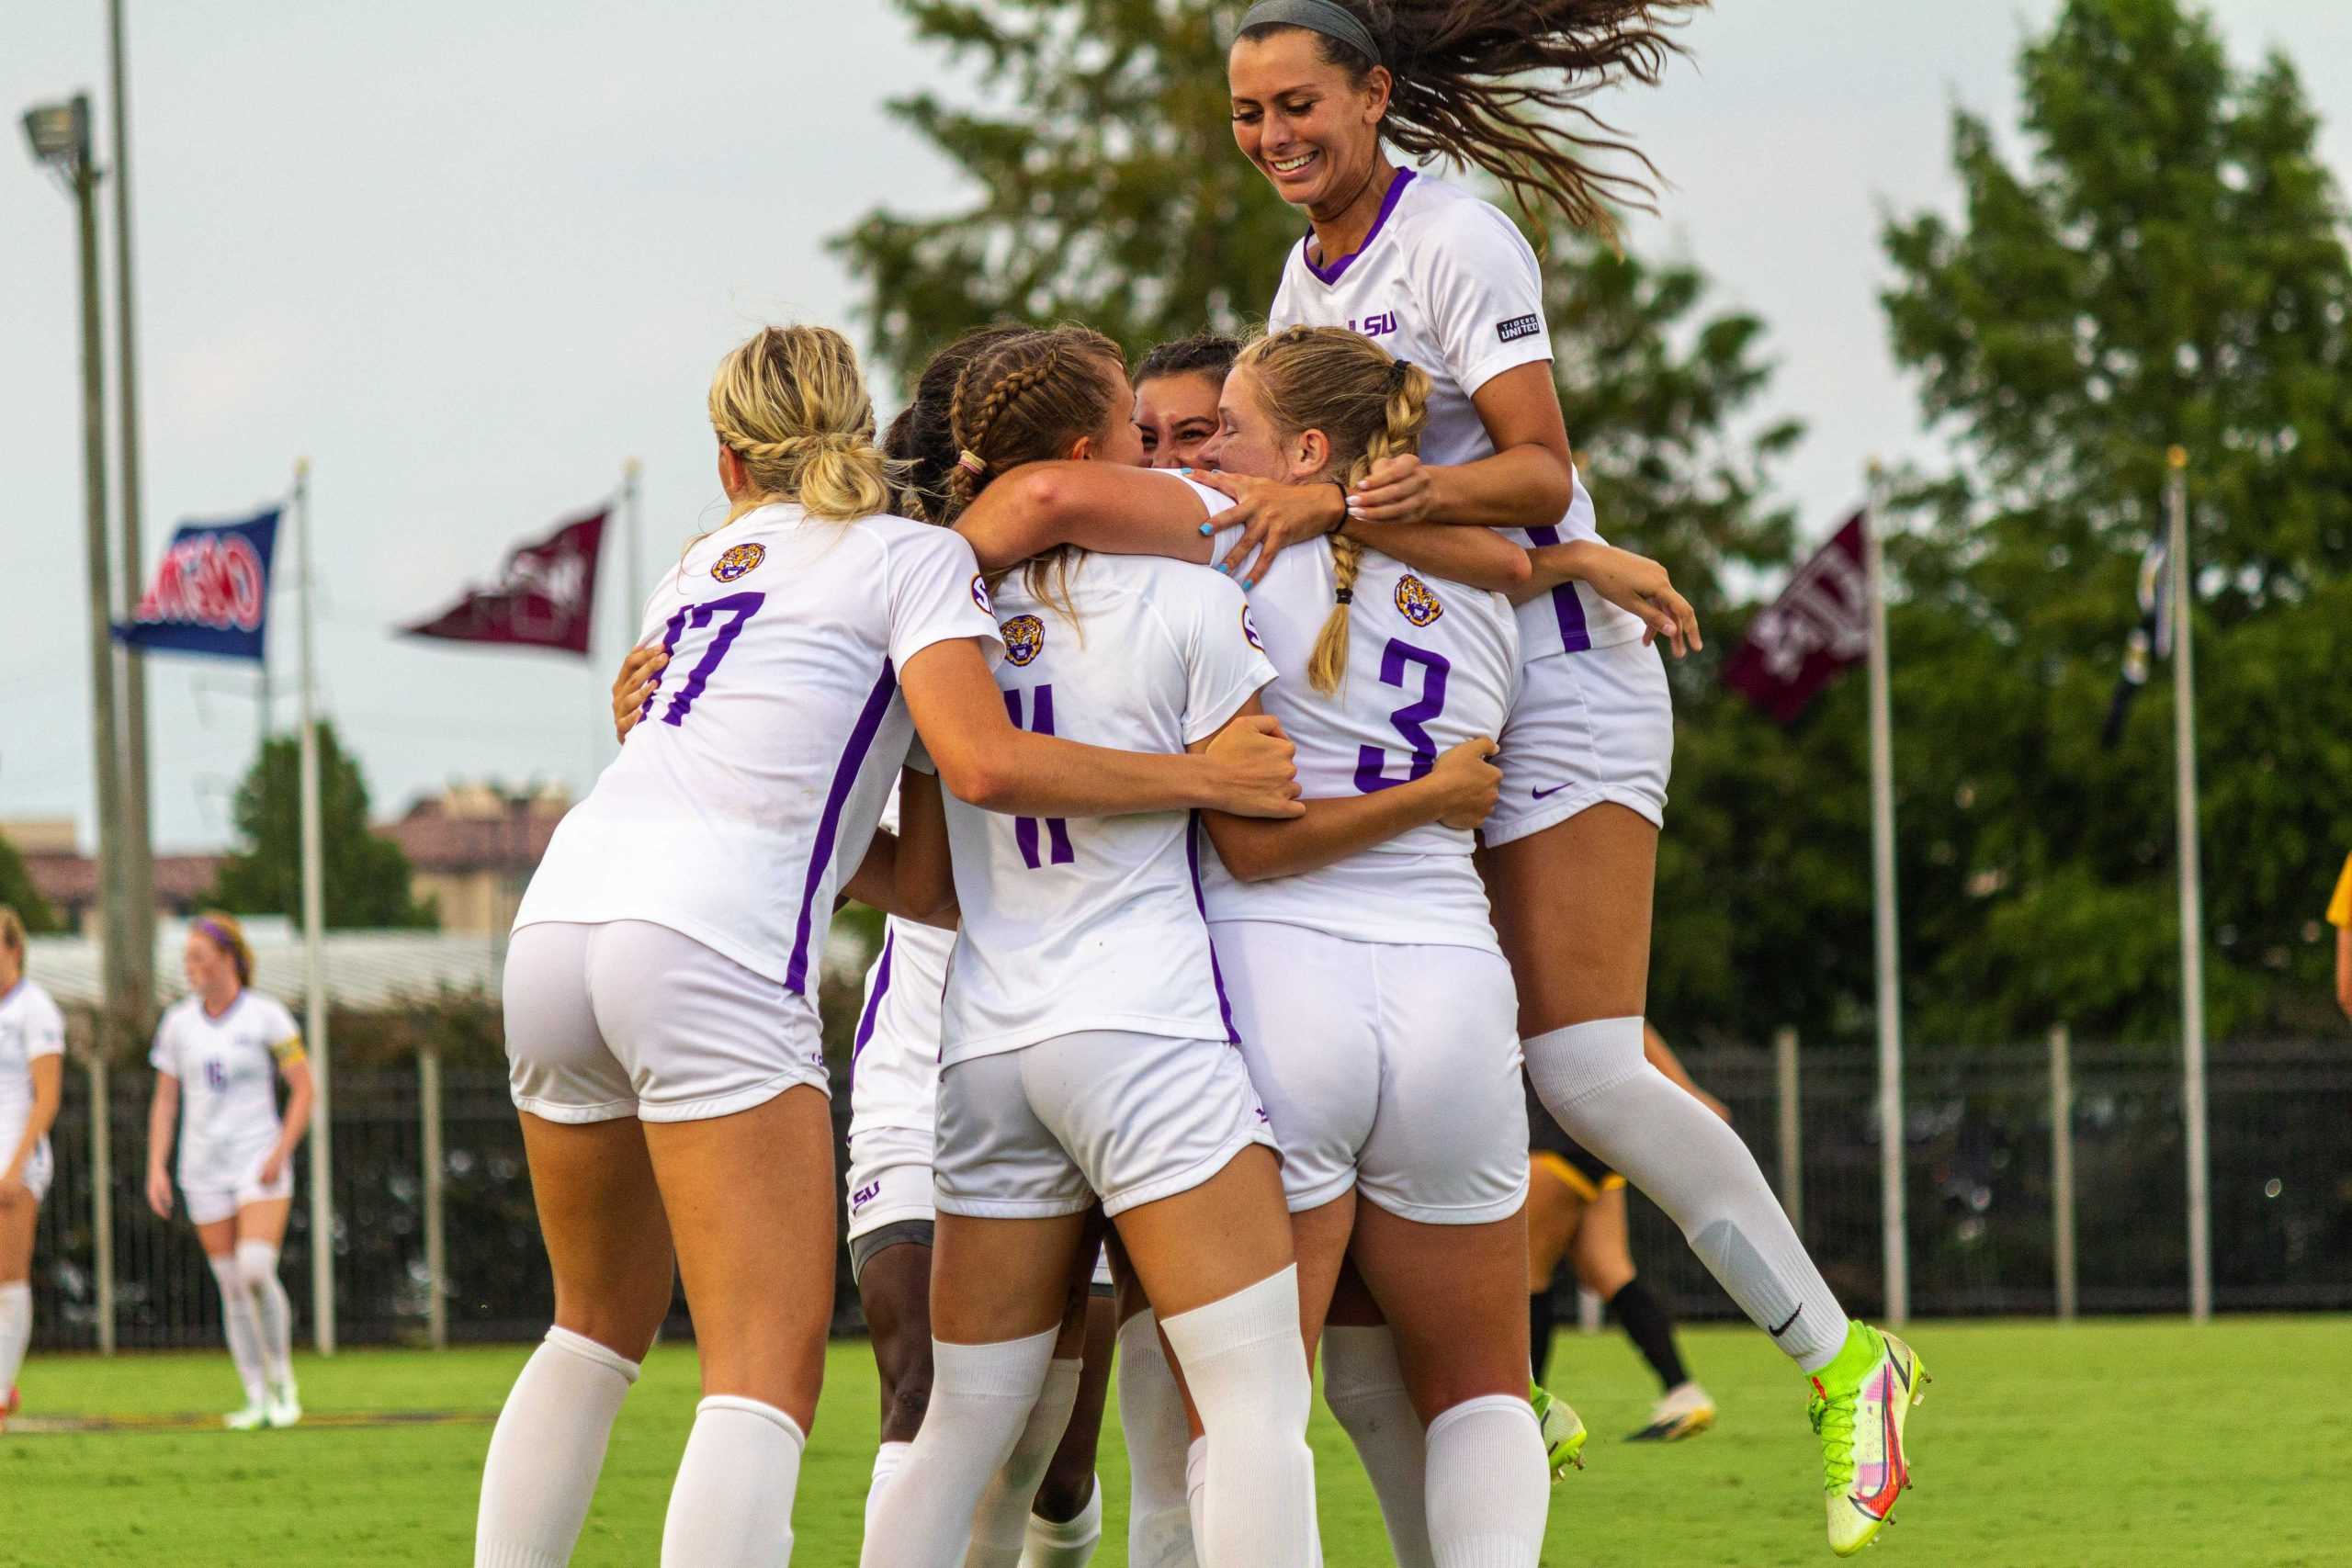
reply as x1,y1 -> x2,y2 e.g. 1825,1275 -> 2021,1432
1237,326 -> 1433,696
707,326 -> 898,524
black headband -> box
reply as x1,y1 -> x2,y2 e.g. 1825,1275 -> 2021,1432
1238,0 -> 1380,64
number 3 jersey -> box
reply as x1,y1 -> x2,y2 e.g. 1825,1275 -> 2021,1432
1200,529 -> 1520,953
514,502 -> 1003,997
938,531 -> 1276,1066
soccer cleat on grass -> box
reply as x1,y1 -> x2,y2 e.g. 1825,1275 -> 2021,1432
266,1382 -> 303,1429
1,1383 -> 18,1432
1626,1380 -> 1717,1442
1529,1380 -> 1588,1477
224,1398 -> 270,1431
1807,1322 -> 1928,1557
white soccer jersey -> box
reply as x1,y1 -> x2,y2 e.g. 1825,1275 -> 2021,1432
1199,529 -> 1519,951
149,990 -> 300,1188
514,503 -> 1003,1002
0,977 -> 66,1142
847,788 -> 956,1144
1268,168 -> 1645,661
939,505 -> 1276,1063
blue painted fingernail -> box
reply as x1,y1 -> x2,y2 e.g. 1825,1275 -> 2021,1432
1216,563 -> 1231,574
1199,523 -> 1213,535
1241,579 -> 1255,591
1177,467 -> 1194,475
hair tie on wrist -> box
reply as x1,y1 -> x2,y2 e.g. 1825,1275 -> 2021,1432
957,449 -> 989,476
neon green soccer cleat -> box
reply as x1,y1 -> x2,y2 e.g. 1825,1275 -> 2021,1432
1807,1322 -> 1928,1556
1530,1381 -> 1588,1478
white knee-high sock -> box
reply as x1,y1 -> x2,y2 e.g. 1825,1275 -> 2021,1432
1159,1267 -> 1317,1568
1525,1018 -> 1849,1371
235,1240 -> 295,1388
661,1394 -> 805,1567
208,1256 -> 267,1404
859,1327 -> 1058,1568
866,1440 -> 912,1547
1321,1325 -> 1433,1568
0,1281 -> 30,1398
476,1326 -> 640,1568
1424,1396 -> 1548,1568
1022,1475 -> 1102,1568
1117,1311 -> 1197,1568
966,1357 -> 1083,1568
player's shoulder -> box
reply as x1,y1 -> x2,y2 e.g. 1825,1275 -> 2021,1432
159,993 -> 203,1028
1393,173 -> 1537,263
242,991 -> 300,1036
23,979 -> 65,1025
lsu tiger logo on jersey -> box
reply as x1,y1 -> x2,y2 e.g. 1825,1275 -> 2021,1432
712,542 -> 766,582
1241,604 -> 1264,651
970,575 -> 994,616
1001,614 -> 1046,667
1395,574 -> 1443,627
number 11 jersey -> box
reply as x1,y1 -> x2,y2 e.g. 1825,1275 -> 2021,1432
514,502 -> 1002,994
1199,531 -> 1520,953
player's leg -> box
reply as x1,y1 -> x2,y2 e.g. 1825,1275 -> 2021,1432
1523,1154 -> 1586,1384
1321,1262 -> 1434,1568
1110,1239 -> 1197,1568
231,1194 -> 299,1422
852,1226 -> 933,1540
480,919 -> 672,1568
1023,1283 -> 1116,1567
1574,1187 -> 1715,1441
194,1205 -> 269,1425
965,1237 -> 1100,1568
0,1183 -> 36,1426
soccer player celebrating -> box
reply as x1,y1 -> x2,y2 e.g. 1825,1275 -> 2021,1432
1133,333 -> 1241,472
1208,3 -> 1926,1553
144,912 -> 312,1430
0,908 -> 65,1431
861,326 -> 1319,1568
481,324 -> 1300,1568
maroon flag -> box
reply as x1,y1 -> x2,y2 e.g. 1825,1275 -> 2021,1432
401,510 -> 606,657
1723,510 -> 1871,723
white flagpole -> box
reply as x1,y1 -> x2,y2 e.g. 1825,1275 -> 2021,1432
294,457 -> 335,1355
623,457 -> 644,629
2166,446 -> 2211,1323
1865,461 -> 1908,1325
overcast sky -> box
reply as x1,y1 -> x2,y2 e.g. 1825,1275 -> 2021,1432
5,1 -> 2347,852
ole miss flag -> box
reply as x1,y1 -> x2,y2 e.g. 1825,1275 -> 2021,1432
401,509 -> 606,657
113,509 -> 280,662
1723,510 -> 1871,724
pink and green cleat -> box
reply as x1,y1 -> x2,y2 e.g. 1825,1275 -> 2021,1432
1807,1322 -> 1928,1556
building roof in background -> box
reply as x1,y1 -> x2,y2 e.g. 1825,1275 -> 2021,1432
379,784 -> 570,874
21,850 -> 223,908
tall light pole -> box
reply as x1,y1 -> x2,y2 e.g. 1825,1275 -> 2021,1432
108,0 -> 157,1034
25,95 -> 135,1056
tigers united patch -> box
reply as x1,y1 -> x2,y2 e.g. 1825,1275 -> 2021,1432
1395,574 -> 1443,627
1001,614 -> 1046,666
712,542 -> 766,582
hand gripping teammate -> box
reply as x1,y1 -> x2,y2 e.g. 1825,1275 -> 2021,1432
0,908 -> 65,1431
144,912 -> 313,1430
1206,5 -> 1926,1555
475,325 -> 1300,1568
857,326 -> 1320,1568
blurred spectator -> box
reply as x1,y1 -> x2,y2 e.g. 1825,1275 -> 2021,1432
2330,851 -> 2352,1022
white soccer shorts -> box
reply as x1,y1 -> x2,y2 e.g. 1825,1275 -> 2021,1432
181,1142 -> 292,1225
503,919 -> 830,1125
934,1030 -> 1274,1220
5,1132 -> 54,1205
1211,921 -> 1530,1224
1482,637 -> 1674,848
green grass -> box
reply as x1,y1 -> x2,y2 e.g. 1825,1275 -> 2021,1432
5,1317 -> 2348,1565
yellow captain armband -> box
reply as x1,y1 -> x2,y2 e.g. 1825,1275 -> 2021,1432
271,1036 -> 308,1067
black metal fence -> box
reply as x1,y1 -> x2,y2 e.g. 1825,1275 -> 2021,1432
28,1041 -> 2352,1352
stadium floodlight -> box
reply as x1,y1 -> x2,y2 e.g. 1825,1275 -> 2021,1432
20,97 -> 88,170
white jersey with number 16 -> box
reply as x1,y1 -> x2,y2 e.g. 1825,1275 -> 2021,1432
514,502 -> 1003,1000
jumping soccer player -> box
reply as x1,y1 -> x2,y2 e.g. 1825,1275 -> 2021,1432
0,908 -> 64,1432
144,912 -> 312,1430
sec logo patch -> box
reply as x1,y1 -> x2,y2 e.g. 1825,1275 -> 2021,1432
712,542 -> 766,582
970,574 -> 993,616
1001,614 -> 1046,667
1241,604 -> 1264,652
1395,574 -> 1443,627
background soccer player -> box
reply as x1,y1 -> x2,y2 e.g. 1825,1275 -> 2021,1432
0,908 -> 65,1432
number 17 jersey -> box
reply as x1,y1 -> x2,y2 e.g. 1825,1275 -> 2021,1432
514,502 -> 1002,994
1199,531 -> 1520,953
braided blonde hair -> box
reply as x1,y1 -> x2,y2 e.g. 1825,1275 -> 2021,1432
707,326 -> 896,525
1234,326 -> 1432,694
943,326 -> 1128,625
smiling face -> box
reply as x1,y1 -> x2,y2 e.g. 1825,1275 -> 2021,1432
184,928 -> 237,1001
1134,370 -> 1226,470
1228,28 -> 1390,214
1201,363 -> 1330,484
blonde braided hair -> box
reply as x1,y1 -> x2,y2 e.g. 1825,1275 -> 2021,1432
1235,326 -> 1432,694
707,325 -> 897,524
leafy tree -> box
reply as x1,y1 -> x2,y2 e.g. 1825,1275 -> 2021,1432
0,832 -> 62,934
1876,0 -> 2352,1042
206,723 -> 437,930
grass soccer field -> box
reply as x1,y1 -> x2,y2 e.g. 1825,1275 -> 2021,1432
4,1316 -> 2346,1566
